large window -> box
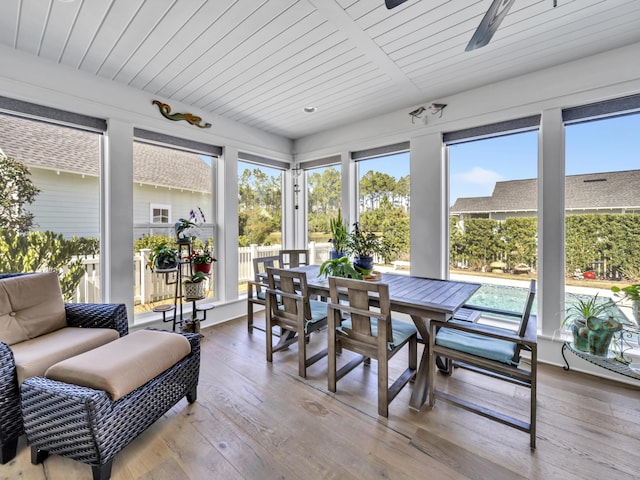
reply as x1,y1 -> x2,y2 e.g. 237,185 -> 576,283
237,160 -> 283,290
306,164 -> 341,263
133,136 -> 217,320
355,151 -> 410,267
448,127 -> 538,320
0,110 -> 102,302
564,111 -> 640,326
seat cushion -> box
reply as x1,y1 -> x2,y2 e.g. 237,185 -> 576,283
435,320 -> 519,365
45,330 -> 191,401
340,317 -> 416,350
10,327 -> 120,384
0,272 -> 66,345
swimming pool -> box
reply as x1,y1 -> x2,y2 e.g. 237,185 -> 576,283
465,283 -> 628,323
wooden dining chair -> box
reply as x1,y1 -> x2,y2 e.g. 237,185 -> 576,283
279,249 -> 310,268
428,279 -> 537,448
265,267 -> 328,378
327,277 -> 418,417
247,255 -> 280,333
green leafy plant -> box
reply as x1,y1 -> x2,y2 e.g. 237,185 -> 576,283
562,293 -> 611,329
611,283 -> 640,302
174,218 -> 198,241
346,222 -> 387,258
147,241 -> 179,271
319,256 -> 362,280
329,210 -> 349,254
190,247 -> 216,264
185,271 -> 208,283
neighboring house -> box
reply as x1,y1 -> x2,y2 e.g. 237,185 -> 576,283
451,170 -> 640,222
0,112 -> 212,239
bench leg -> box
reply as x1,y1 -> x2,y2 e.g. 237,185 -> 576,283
92,461 -> 113,480
186,385 -> 197,403
31,446 -> 49,464
0,438 -> 18,464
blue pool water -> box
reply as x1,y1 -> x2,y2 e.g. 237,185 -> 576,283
465,283 -> 628,323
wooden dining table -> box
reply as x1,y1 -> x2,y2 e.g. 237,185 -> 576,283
288,265 -> 481,411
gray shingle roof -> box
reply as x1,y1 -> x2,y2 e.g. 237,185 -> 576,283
0,112 -> 211,192
451,170 -> 640,214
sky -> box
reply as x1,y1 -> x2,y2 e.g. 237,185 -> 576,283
450,113 -> 639,205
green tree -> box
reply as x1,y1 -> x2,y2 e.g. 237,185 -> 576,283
501,217 -> 537,268
0,155 -> 40,233
360,171 -> 395,211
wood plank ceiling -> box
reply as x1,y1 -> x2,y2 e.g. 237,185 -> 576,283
1,0 -> 639,139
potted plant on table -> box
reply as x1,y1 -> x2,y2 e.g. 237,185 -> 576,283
346,222 -> 387,274
147,241 -> 180,272
319,255 -> 362,280
329,210 -> 349,259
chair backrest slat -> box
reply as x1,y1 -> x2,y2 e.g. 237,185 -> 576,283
266,267 -> 311,320
279,249 -> 310,269
513,279 -> 537,362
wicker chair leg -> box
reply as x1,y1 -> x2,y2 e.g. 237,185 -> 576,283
92,461 -> 113,480
186,385 -> 197,403
0,438 -> 19,464
31,446 -> 49,464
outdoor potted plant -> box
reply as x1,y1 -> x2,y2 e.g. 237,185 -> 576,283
147,241 -> 180,272
318,255 -> 362,279
346,222 -> 387,272
329,210 -> 349,259
190,247 -> 216,274
183,271 -> 208,299
562,294 -> 611,352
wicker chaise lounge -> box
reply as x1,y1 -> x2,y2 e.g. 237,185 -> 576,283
0,272 -> 128,464
20,329 -> 200,480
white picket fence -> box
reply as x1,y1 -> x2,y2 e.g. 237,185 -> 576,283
69,242 -> 334,304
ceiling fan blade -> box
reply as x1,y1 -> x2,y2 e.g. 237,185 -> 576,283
385,0 -> 409,9
465,0 -> 516,51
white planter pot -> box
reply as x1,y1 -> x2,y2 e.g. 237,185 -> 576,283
184,282 -> 204,299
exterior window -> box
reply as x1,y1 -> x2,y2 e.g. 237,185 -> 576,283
133,140 -> 216,320
150,204 -> 170,224
306,164 -> 341,263
356,152 -> 410,268
237,160 -> 283,290
448,131 -> 538,321
0,111 -> 102,303
564,112 -> 640,330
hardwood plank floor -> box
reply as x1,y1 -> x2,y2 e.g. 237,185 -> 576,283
3,314 -> 639,480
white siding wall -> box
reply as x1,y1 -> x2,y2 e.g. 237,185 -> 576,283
29,169 -> 99,238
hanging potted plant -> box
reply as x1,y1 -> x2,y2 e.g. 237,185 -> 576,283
183,271 -> 208,299
190,247 -> 216,274
329,210 -> 349,259
147,241 -> 180,272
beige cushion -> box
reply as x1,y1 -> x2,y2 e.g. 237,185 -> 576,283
11,327 -> 120,384
45,330 -> 191,401
0,273 -> 66,345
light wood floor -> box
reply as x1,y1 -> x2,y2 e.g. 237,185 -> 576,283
3,314 -> 640,480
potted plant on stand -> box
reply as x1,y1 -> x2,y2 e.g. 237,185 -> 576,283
329,210 -> 349,259
147,241 -> 180,272
190,247 -> 216,274
183,271 -> 207,300
562,294 -> 611,352
611,283 -> 640,325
